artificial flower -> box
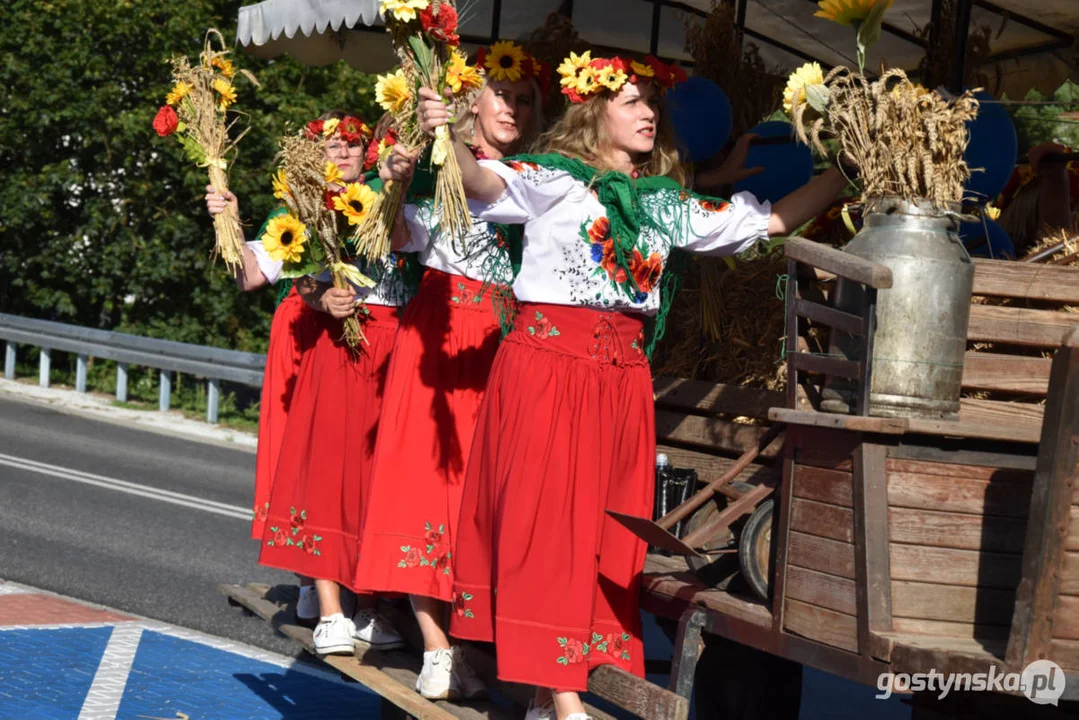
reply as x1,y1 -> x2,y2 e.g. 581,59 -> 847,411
213,78 -> 237,110
375,69 -> 413,114
364,129 -> 399,170
630,60 -> 655,79
333,182 -> 378,226
557,51 -> 592,89
484,40 -> 527,83
272,169 -> 290,200
595,61 -> 628,92
261,213 -> 308,264
338,117 -> 372,143
305,119 -> 325,139
211,56 -> 236,78
575,66 -> 600,96
152,105 -> 179,137
814,0 -> 894,27
381,0 -> 429,23
166,81 -> 192,106
419,2 -> 459,45
322,118 -> 341,137
783,62 -> 825,114
325,161 -> 344,186
445,49 -> 483,94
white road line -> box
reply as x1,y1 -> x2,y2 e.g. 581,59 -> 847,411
0,453 -> 251,521
78,625 -> 144,720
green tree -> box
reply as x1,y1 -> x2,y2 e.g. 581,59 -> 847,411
0,0 -> 378,352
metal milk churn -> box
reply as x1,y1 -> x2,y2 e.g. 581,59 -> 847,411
820,197 -> 974,420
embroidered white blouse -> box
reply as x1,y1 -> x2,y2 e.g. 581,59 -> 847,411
401,198 -> 514,285
469,159 -> 772,316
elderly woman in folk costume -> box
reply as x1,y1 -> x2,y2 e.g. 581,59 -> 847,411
203,111 -> 373,626
253,113 -> 421,656
386,48 -> 849,719
354,40 -> 546,700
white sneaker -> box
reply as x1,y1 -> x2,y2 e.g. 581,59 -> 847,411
415,647 -> 456,699
312,613 -> 356,656
352,608 -> 406,650
450,646 -> 487,700
524,698 -> 555,720
296,585 -> 319,627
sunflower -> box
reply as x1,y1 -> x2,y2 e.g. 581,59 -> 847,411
213,78 -> 237,110
445,49 -> 483,94
596,63 -> 628,92
166,81 -> 192,106
325,161 -> 344,186
575,66 -> 600,96
272,169 -> 290,200
211,56 -> 236,78
375,69 -> 413,114
814,0 -> 893,27
557,51 -> 592,89
261,214 -> 308,264
332,183 -> 378,226
783,62 -> 825,115
485,40 -> 526,83
380,0 -> 429,23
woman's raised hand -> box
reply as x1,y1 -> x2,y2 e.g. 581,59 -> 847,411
417,87 -> 452,137
205,185 -> 239,217
380,145 -> 418,185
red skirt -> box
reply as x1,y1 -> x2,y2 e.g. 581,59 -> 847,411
354,270 -> 502,602
251,287 -> 316,539
258,304 -> 400,589
449,303 -> 654,691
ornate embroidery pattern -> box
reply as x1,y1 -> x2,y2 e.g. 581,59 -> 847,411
579,216 -> 663,303
526,311 -> 560,339
452,591 -> 475,619
589,316 -> 621,364
451,282 -> 482,305
630,330 -> 645,354
253,502 -> 269,523
592,631 -> 632,661
397,522 -> 452,575
556,636 -> 590,665
266,506 -> 322,556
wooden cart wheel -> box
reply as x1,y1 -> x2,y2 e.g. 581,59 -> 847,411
684,482 -> 754,589
738,498 -> 774,602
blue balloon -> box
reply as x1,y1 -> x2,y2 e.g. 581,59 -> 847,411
959,217 -> 1015,259
733,121 -> 815,204
963,90 -> 1018,204
666,76 -> 732,164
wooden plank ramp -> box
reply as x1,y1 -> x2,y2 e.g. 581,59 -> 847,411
220,583 -> 628,720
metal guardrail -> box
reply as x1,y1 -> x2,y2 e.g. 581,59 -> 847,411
0,313 -> 265,423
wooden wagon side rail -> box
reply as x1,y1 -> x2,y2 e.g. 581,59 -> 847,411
1007,327 -> 1079,671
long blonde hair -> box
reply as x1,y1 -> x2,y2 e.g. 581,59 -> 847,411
533,92 -> 687,185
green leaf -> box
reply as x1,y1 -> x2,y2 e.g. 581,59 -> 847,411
550,328 -> 560,336
313,535 -> 322,541
465,610 -> 474,618
535,311 -> 543,320
438,524 -> 444,533
528,327 -> 535,335
463,592 -> 473,600
401,545 -> 411,552
557,657 -> 568,665
398,561 -> 407,568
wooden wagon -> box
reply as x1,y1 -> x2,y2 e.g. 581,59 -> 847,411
641,240 -> 1079,717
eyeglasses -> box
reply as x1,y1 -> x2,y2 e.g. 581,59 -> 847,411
325,142 -> 364,157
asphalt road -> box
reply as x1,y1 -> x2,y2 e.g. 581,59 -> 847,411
0,394 -> 302,658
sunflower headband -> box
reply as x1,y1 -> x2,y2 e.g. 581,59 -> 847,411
558,52 -> 686,104
475,40 -> 551,95
305,115 -> 373,144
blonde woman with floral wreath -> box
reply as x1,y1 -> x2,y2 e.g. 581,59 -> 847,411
385,51 -> 848,719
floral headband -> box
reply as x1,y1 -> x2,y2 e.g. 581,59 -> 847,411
475,40 -> 551,95
558,52 -> 686,103
305,115 -> 373,144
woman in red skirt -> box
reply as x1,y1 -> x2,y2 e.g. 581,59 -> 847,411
408,51 -> 849,718
257,115 -> 416,655
354,42 -> 544,699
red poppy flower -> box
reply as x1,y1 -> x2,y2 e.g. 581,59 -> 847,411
305,119 -> 324,139
152,105 -> 179,137
587,217 -> 610,244
562,85 -> 583,103
601,240 -> 627,284
325,188 -> 343,212
629,251 -> 663,293
419,3 -> 459,45
700,199 -> 730,213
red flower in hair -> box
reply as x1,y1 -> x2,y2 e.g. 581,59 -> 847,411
338,116 -> 371,144
419,3 -> 460,45
152,105 -> 179,136
305,119 -> 324,139
562,86 -> 583,103
475,47 -> 487,69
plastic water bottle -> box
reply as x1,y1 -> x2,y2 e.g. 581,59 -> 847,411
654,453 -> 673,522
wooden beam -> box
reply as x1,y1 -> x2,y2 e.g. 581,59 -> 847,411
972,258 -> 1079,303
966,304 -> 1079,348
786,237 -> 893,289
853,443 -> 893,660
1007,336 -> 1079,667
